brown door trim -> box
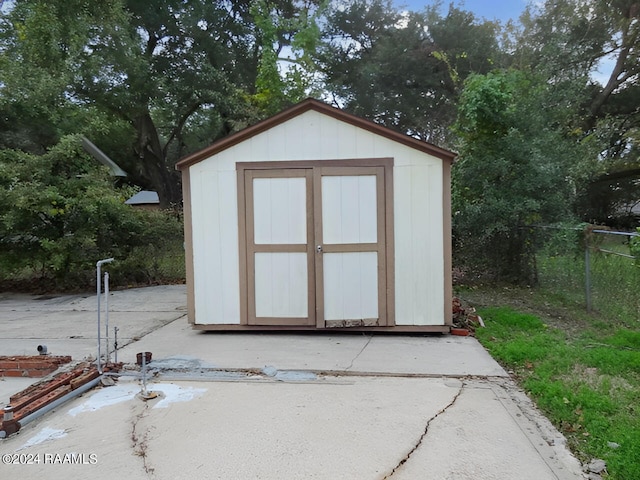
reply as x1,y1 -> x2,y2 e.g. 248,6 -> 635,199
237,158 -> 395,328
313,166 -> 389,327
241,168 -> 315,326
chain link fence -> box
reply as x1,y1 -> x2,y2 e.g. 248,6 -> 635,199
534,226 -> 639,322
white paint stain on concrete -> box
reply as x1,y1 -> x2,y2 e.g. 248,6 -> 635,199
67,382 -> 207,417
18,427 -> 67,450
150,383 -> 207,409
68,384 -> 138,417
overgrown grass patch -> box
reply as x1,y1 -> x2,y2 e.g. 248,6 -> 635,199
536,234 -> 639,324
476,306 -> 640,479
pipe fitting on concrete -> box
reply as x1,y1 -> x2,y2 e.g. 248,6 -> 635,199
3,405 -> 13,421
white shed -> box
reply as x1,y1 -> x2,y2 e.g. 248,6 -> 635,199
176,99 -> 455,332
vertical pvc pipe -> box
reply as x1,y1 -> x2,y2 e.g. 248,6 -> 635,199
97,263 -> 102,373
105,271 -> 110,364
96,258 -> 114,374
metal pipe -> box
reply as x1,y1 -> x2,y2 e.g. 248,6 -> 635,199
114,326 -> 119,364
0,377 -> 102,438
141,352 -> 148,396
592,229 -> 639,237
597,248 -> 636,259
103,371 -> 141,378
585,245 -> 592,313
96,258 -> 114,374
104,271 -> 110,364
3,405 -> 13,421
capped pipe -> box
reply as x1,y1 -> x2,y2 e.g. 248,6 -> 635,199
3,405 -> 13,421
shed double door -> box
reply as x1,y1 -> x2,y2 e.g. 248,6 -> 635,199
243,166 -> 388,328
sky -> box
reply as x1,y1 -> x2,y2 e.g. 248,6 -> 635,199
394,0 -> 530,23
393,0 -> 613,84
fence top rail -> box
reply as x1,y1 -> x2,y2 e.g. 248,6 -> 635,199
594,248 -> 636,259
591,229 -> 639,237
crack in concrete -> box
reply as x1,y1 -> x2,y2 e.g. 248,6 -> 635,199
345,334 -> 373,371
130,401 -> 155,477
382,381 -> 466,479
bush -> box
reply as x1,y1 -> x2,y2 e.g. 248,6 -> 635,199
631,228 -> 640,266
0,135 -> 184,290
452,70 -> 597,283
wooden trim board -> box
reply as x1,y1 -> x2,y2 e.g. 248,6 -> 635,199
237,158 -> 395,329
176,99 -> 455,171
181,169 -> 196,324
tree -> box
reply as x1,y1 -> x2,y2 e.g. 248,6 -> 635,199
317,0 -> 503,146
452,69 -> 597,282
0,0 -> 324,208
251,0 -> 327,115
516,0 -> 640,225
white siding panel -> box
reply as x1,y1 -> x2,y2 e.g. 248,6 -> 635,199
190,169 -> 241,325
394,164 -> 444,325
203,111 -> 443,166
254,252 -> 308,317
218,171 -> 241,322
253,177 -> 306,244
323,252 -> 378,321
322,175 -> 377,244
189,109 -> 448,326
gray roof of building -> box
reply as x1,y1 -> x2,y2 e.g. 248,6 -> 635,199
125,190 -> 159,205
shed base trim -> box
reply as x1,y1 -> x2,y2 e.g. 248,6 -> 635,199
191,324 -> 450,333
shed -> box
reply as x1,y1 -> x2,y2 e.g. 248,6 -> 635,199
176,99 -> 456,332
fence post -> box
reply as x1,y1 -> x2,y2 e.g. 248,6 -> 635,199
585,241 -> 592,313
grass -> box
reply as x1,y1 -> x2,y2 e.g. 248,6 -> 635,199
470,304 -> 640,479
536,234 -> 639,323
458,234 -> 640,479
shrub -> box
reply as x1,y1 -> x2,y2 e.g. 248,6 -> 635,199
0,135 -> 184,290
631,228 -> 640,267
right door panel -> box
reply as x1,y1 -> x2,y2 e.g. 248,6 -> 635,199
314,167 -> 387,327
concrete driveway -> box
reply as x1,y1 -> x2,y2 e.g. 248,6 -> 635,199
0,285 -> 586,479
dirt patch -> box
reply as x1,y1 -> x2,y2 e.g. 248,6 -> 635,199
455,285 -> 592,336
558,365 -> 634,393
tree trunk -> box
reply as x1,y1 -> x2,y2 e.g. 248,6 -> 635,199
133,112 -> 182,209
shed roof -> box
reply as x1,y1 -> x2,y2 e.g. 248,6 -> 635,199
125,190 -> 159,205
175,98 -> 456,170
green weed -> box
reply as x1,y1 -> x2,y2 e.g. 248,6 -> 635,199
476,306 -> 640,479
536,235 -> 639,324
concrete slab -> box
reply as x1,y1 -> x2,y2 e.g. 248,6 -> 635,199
391,380 -> 582,480
0,285 -> 586,479
350,335 -> 507,377
0,376 -> 584,480
0,377 -> 34,406
0,285 -> 188,405
117,318 -> 508,378
0,285 -> 187,313
0,287 -> 187,356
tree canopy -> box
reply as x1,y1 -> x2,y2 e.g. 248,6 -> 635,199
0,0 -> 325,207
0,0 -> 638,282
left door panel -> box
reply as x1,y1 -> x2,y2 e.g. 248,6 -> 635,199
244,169 -> 315,325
